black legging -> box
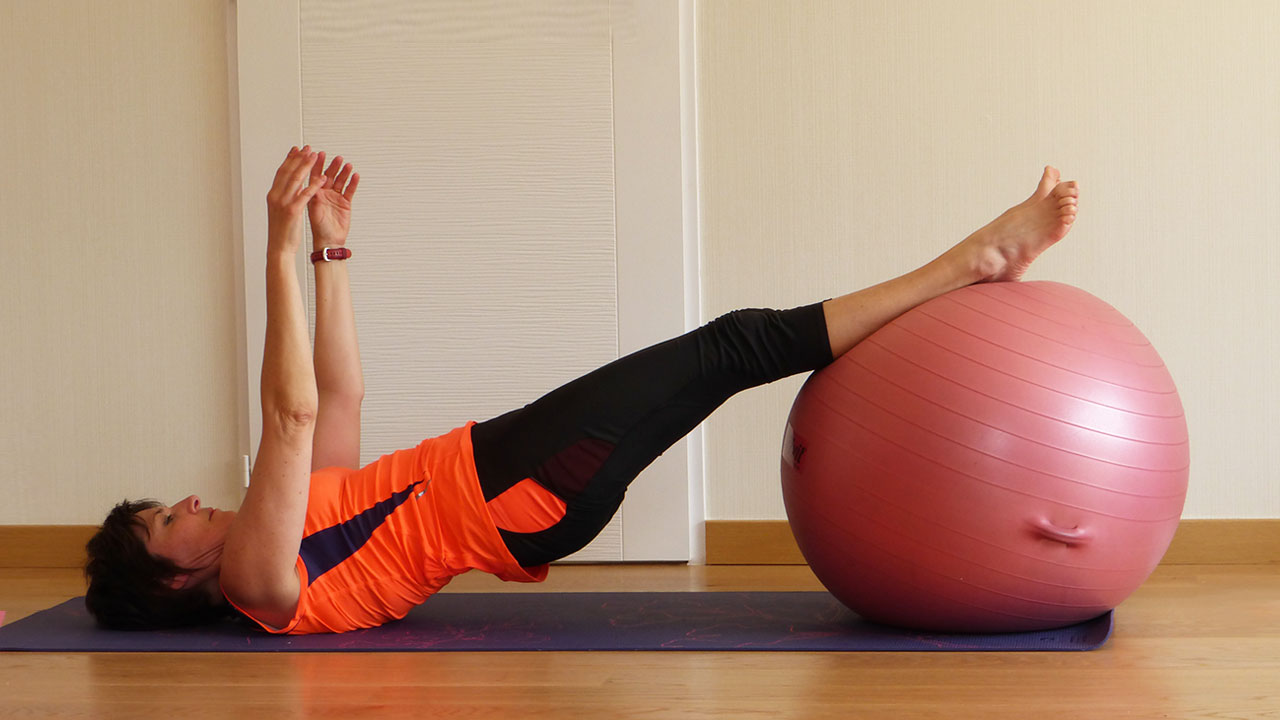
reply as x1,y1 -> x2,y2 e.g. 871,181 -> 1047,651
471,302 -> 834,567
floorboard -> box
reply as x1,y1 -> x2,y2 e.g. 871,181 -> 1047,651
1,563 -> 1276,719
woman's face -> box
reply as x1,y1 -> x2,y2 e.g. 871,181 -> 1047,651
136,495 -> 236,590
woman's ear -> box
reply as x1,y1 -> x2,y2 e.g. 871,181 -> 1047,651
166,573 -> 191,590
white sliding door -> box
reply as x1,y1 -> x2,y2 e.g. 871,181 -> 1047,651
231,0 -> 693,561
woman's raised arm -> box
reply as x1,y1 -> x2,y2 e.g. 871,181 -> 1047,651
221,147 -> 328,622
307,152 -> 363,471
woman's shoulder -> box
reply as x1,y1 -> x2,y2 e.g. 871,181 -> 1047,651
220,561 -> 303,632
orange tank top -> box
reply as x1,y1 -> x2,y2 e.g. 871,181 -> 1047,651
224,422 -> 548,634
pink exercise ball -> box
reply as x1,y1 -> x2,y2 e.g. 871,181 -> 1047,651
781,281 -> 1189,632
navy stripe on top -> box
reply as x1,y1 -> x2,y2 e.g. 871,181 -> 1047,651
298,479 -> 425,583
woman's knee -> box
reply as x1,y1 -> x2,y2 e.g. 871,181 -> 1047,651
700,308 -> 792,383
700,304 -> 832,384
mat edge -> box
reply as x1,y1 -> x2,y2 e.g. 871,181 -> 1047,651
1,594 -> 1114,653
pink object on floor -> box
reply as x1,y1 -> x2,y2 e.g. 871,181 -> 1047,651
781,281 -> 1189,633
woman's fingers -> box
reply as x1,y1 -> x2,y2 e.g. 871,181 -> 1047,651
270,146 -> 312,192
343,172 -> 360,202
325,155 -> 343,181
271,145 -> 357,209
333,162 -> 353,192
296,168 -> 328,206
270,146 -> 301,186
288,150 -> 319,194
267,146 -> 325,216
313,151 -> 329,182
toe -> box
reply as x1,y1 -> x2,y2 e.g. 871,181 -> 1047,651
1035,166 -> 1060,197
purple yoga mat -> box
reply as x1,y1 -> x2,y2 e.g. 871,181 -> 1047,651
0,592 -> 1112,652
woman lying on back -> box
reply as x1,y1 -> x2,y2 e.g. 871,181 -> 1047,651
84,147 -> 1078,633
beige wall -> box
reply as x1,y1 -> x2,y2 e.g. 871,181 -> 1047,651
1,0 -> 241,524
4,0 -> 1276,529
698,0 -> 1280,520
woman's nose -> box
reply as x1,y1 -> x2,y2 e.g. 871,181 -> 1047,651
182,495 -> 201,513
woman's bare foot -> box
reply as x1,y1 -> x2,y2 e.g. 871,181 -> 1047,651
955,166 -> 1080,283
820,167 -> 1079,357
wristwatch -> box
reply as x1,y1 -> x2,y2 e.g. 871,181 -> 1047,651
310,247 -> 352,263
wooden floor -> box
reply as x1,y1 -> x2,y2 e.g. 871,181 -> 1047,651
1,563 -> 1277,719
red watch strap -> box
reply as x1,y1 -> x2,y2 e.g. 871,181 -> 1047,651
310,247 -> 352,263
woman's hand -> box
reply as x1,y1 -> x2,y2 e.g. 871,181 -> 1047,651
307,152 -> 360,249
266,146 -> 328,254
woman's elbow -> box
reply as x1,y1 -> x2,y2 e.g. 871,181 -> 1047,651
265,403 -> 318,433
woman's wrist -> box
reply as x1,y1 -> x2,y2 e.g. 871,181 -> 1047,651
312,236 -> 346,250
267,220 -> 305,254
266,238 -> 301,258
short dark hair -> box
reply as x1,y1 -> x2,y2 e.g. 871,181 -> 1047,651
84,499 -> 237,630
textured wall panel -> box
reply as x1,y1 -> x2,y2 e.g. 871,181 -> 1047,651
300,0 -> 621,558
